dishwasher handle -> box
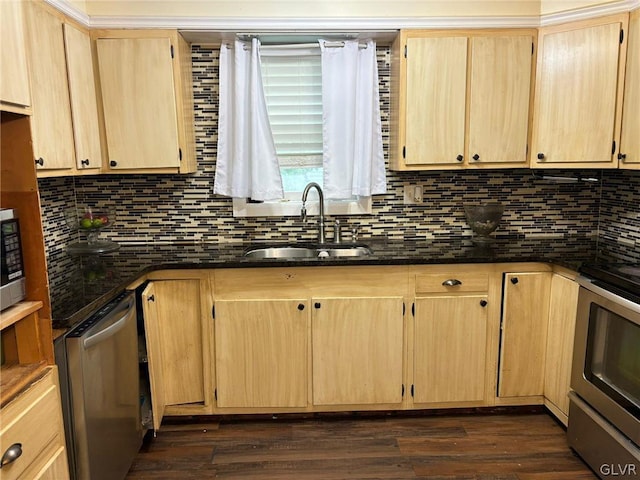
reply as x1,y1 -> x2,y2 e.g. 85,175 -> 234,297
83,304 -> 134,349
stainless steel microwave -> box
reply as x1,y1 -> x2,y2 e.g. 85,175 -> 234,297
1,209 -> 26,310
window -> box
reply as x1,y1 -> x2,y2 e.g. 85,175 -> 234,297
261,51 -> 323,192
232,44 -> 372,217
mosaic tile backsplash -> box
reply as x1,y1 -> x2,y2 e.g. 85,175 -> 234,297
37,45 -> 639,262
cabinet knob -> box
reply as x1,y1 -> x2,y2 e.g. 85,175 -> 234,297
537,153 -> 545,160
442,279 -> 462,287
510,277 -> 519,285
480,299 -> 488,307
456,155 -> 463,162
297,303 -> 305,311
314,302 -> 321,309
110,160 -> 118,167
618,153 -> 627,161
472,154 -> 480,161
35,157 -> 44,166
147,295 -> 155,302
0,443 -> 23,468
81,158 -> 90,166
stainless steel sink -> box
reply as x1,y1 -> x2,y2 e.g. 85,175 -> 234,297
244,244 -> 373,259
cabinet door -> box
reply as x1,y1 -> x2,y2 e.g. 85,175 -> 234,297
414,295 -> 488,403
0,1 -> 31,110
620,9 -> 639,168
25,2 -> 75,172
544,274 -> 579,423
532,16 -> 626,167
97,37 -> 180,170
405,36 -> 467,166
499,272 -> 550,397
142,280 -> 205,432
31,446 -> 70,480
63,24 -> 102,172
214,299 -> 308,408
468,35 -> 532,166
311,297 -> 404,406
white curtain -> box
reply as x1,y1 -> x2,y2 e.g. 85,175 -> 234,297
214,38 -> 284,201
319,39 -> 386,199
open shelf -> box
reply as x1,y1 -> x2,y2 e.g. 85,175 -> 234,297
0,301 -> 43,330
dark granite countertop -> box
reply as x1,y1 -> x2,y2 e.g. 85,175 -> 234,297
48,234 -> 631,330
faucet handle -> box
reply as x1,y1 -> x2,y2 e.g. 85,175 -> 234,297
300,205 -> 307,222
333,219 -> 342,244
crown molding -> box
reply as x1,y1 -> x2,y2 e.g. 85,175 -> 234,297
45,0 -> 638,33
44,0 -> 90,26
540,0 -> 639,26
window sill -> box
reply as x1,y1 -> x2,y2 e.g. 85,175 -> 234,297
232,196 -> 372,217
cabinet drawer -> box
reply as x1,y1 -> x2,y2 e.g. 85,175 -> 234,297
415,273 -> 489,294
0,370 -> 63,480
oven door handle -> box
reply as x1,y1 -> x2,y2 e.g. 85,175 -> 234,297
578,276 -> 640,315
83,308 -> 133,349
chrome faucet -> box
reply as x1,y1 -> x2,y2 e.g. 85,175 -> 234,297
300,182 -> 326,244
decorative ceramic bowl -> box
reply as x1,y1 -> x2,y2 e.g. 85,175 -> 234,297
464,203 -> 504,243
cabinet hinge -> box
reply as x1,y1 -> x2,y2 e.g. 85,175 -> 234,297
411,303 -> 415,317
620,29 -> 624,44
170,44 -> 175,58
179,148 -> 183,162
212,305 -> 215,319
411,384 -> 414,397
404,44 -> 407,58
612,140 -> 616,155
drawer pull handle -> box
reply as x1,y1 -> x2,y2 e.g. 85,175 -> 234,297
442,279 -> 462,286
0,443 -> 22,468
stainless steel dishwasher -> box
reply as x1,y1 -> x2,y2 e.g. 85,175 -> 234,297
55,290 -> 142,480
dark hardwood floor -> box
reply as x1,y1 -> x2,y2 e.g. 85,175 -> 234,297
125,409 -> 597,479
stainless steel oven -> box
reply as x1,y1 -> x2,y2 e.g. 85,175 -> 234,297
568,268 -> 640,478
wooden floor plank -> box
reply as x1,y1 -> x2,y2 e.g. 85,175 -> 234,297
126,412 -> 597,480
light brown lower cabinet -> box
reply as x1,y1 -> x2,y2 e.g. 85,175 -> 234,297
214,299 -> 309,409
544,272 -> 580,425
499,271 -> 551,398
413,295 -> 488,404
0,367 -> 69,480
141,265 -> 577,427
141,273 -> 212,432
311,296 -> 404,406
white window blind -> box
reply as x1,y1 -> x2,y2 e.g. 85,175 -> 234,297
260,48 -> 323,167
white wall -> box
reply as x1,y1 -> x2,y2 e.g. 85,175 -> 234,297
78,0 -> 613,18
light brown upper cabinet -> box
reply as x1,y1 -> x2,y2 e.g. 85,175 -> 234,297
390,30 -> 535,171
531,14 -> 628,168
0,1 -> 31,112
620,9 -> 640,169
94,30 -> 196,173
24,1 -> 76,174
63,24 -> 102,173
